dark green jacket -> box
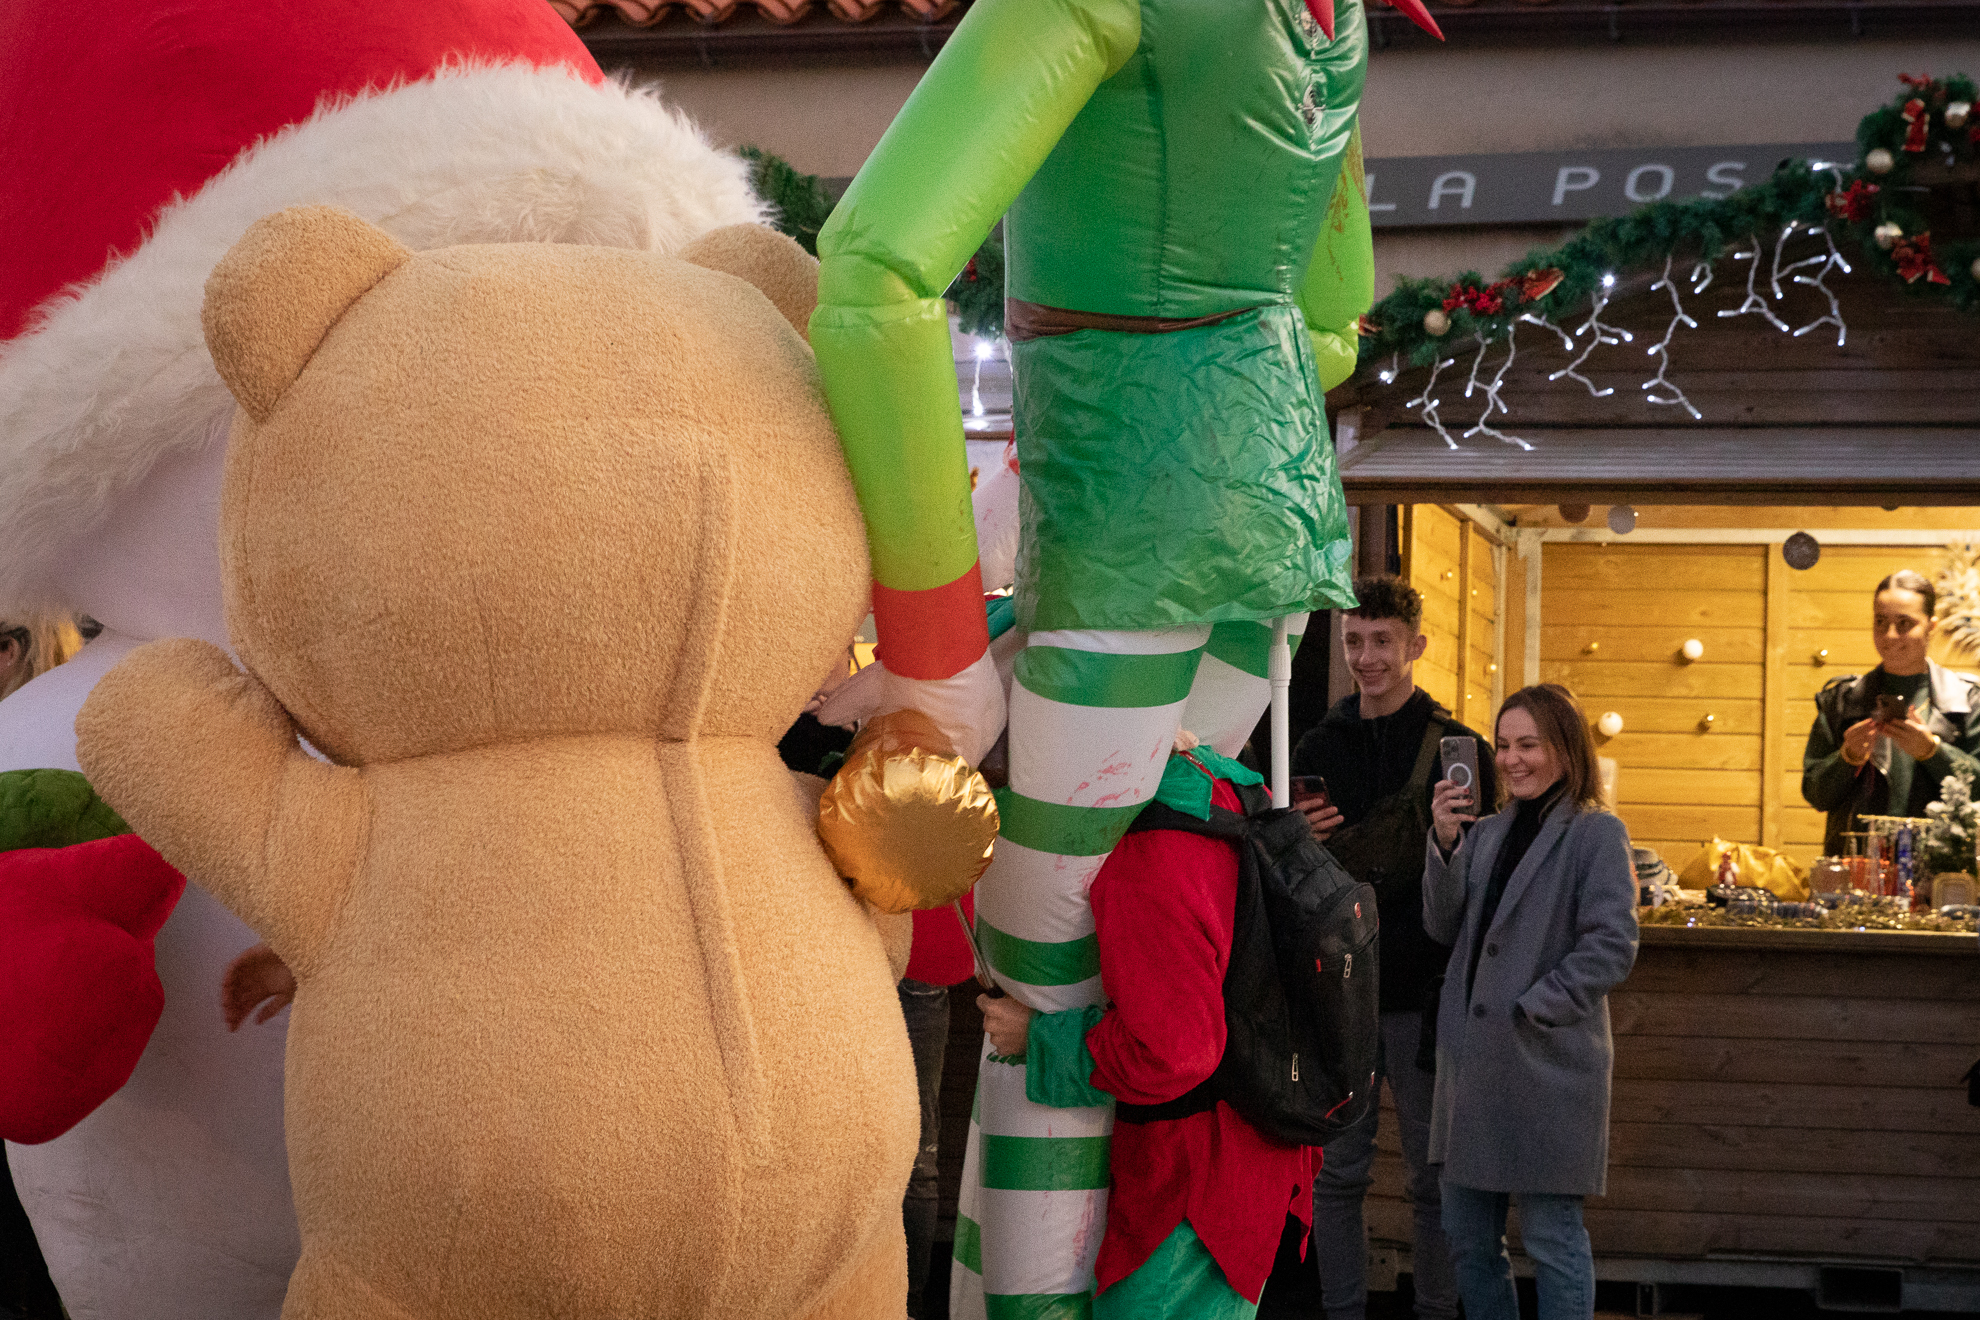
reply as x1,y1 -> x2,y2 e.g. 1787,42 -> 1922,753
1801,661 -> 1980,855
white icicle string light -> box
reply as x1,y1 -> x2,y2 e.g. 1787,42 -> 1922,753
1405,352 -> 1460,449
1718,239 -> 1791,332
1642,255 -> 1703,420
1377,351 -> 1400,384
1519,311 -> 1575,351
1547,273 -> 1631,398
1769,220 -> 1830,303
1791,224 -> 1852,347
1460,325 -> 1533,450
1462,331 -> 1491,399
1379,211 -> 1861,433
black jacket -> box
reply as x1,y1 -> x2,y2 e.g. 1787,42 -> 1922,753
1292,688 -> 1495,1011
1802,662 -> 1980,855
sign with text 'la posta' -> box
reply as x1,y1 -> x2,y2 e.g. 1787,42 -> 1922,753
1365,143 -> 1855,228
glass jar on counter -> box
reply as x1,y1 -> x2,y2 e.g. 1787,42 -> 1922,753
1839,830 -> 1884,895
1858,815 -> 1932,903
1808,856 -> 1854,900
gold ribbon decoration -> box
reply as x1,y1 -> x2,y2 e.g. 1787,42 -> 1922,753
816,709 -> 999,914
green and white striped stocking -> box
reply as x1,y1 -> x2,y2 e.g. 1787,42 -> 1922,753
950,616 -> 1304,1320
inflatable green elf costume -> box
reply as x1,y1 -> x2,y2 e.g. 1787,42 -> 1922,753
810,0 -> 1437,1312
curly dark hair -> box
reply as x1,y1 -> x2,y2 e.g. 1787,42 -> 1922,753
1345,574 -> 1423,634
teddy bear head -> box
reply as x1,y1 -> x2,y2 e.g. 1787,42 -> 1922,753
200,206 -> 867,765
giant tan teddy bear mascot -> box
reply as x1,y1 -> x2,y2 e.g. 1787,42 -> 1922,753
76,206 -> 916,1319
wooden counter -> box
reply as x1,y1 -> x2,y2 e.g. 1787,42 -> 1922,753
1365,921 -> 1980,1294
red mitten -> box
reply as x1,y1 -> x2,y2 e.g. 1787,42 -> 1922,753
0,834 -> 186,1143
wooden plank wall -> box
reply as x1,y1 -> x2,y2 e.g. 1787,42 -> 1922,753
1470,533 -> 1503,724
1364,940 -> 1980,1268
1538,543 -> 1767,869
1407,506 -> 1465,717
1596,942 -> 1980,1263
1535,539 -> 1979,870
1407,506 -> 1504,732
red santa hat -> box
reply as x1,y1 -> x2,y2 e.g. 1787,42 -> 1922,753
0,0 -> 764,615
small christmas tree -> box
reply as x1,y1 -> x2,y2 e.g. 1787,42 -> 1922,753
1922,766 -> 1980,877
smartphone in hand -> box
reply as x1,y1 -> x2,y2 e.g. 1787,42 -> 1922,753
1875,694 -> 1912,724
1291,775 -> 1329,807
1439,737 -> 1479,811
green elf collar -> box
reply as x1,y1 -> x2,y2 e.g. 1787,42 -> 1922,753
1151,746 -> 1263,820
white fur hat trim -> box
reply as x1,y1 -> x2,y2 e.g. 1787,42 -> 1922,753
0,63 -> 764,614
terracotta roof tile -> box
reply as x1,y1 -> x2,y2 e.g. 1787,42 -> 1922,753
562,0 -> 1968,63
554,0 -> 956,26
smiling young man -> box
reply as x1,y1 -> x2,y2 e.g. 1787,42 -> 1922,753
1287,575 -> 1492,1320
1803,570 -> 1980,856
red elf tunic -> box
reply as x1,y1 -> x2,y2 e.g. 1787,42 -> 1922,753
1025,774 -> 1317,1303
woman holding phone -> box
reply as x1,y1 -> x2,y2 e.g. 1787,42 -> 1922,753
1420,684 -> 1639,1320
1801,570 -> 1980,856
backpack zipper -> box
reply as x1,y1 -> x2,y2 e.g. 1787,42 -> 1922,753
1343,952 -> 1353,981
1291,1052 -> 1299,1081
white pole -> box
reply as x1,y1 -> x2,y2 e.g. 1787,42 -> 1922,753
1269,615 -> 1292,807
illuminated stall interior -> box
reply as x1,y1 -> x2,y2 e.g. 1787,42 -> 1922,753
1334,269 -> 1980,872
1329,270 -> 1980,1305
1392,503 -> 1980,871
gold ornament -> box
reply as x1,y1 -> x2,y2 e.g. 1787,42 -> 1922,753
1422,308 -> 1451,336
816,708 -> 999,914
1946,101 -> 1972,129
1865,147 -> 1896,174
1873,221 -> 1904,250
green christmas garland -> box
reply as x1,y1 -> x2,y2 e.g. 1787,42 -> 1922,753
741,71 -> 1980,354
738,146 -> 834,256
1361,72 -> 1980,369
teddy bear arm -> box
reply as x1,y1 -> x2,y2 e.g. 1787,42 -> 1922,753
75,638 -> 363,970
258,749 -> 368,975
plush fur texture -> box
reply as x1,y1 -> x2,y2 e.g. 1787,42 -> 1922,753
203,211 -> 413,424
0,63 -> 764,616
794,770 -> 914,978
77,208 -> 913,1319
679,225 -> 821,344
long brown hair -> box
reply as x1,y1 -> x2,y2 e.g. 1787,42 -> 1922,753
1494,683 -> 1605,813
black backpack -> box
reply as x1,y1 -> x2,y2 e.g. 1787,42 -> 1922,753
1113,776 -> 1381,1147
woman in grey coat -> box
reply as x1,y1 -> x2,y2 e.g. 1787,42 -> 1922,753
1421,683 -> 1639,1320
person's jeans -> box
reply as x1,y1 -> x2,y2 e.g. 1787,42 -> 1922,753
1440,1181 -> 1593,1320
1310,1010 -> 1457,1320
898,978 -> 950,1320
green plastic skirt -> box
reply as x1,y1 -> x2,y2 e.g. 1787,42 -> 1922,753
1093,1220 -> 1259,1320
1011,302 -> 1355,634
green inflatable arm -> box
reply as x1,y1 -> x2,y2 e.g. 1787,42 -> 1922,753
809,0 -> 1141,680
811,0 -> 1379,674
1299,121 -> 1376,394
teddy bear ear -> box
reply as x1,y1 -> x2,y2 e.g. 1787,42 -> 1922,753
678,224 -> 819,342
202,206 -> 411,422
